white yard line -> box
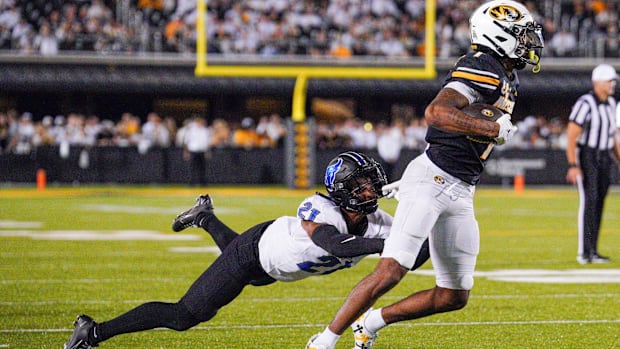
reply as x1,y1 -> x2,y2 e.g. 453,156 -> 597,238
2,319 -> 620,334
1,293 -> 619,306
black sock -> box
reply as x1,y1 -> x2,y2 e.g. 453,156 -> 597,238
197,214 -> 239,251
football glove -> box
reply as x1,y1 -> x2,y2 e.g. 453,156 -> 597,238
494,114 -> 518,145
381,180 -> 401,200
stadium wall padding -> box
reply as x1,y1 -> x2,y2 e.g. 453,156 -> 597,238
3,146 -> 614,186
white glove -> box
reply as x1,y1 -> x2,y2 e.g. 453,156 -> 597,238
381,180 -> 401,200
494,114 -> 518,145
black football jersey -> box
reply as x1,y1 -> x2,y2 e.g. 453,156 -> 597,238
425,51 -> 519,185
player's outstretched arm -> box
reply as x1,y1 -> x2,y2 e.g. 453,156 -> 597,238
303,221 -> 384,258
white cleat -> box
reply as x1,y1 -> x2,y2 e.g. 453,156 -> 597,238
306,333 -> 329,349
351,308 -> 378,349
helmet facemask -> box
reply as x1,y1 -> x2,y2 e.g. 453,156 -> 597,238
510,21 -> 544,72
344,168 -> 386,214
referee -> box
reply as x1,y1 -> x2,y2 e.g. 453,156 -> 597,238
566,64 -> 619,264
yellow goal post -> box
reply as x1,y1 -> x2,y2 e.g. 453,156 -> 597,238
194,0 -> 437,188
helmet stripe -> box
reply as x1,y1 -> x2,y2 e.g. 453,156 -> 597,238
342,151 -> 367,165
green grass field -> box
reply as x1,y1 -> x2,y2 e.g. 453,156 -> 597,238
1,185 -> 619,349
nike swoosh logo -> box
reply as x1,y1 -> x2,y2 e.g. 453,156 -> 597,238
340,236 -> 356,244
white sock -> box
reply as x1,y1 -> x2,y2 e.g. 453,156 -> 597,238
314,327 -> 340,348
364,308 -> 387,334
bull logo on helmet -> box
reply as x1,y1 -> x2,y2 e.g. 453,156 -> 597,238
325,158 -> 343,187
488,5 -> 522,22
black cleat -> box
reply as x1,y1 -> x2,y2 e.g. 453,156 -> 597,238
591,253 -> 611,264
64,314 -> 97,349
172,195 -> 214,232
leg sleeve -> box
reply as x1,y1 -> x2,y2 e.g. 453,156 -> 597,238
96,301 -> 200,343
201,214 -> 240,251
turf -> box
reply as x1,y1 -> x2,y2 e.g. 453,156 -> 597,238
1,185 -> 619,349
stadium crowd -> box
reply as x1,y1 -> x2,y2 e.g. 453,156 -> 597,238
0,108 -> 568,157
0,0 -> 618,58
0,0 -> 602,157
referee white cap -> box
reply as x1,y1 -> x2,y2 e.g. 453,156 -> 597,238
592,64 -> 618,81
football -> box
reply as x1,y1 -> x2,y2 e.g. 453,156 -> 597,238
462,103 -> 504,143
462,103 -> 503,121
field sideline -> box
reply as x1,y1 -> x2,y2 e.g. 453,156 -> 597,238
1,185 -> 619,349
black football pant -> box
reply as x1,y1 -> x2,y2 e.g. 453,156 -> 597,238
577,147 -> 612,258
94,218 -> 276,344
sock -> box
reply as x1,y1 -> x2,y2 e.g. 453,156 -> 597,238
314,327 -> 340,348
364,308 -> 387,334
197,214 -> 239,251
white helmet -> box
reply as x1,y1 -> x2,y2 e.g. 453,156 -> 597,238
470,0 -> 544,71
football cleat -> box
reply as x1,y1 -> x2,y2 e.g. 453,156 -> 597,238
305,333 -> 329,349
172,194 -> 214,232
576,255 -> 591,265
351,308 -> 378,349
591,254 -> 611,264
64,314 -> 97,349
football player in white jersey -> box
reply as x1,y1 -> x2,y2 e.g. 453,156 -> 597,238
306,1 -> 544,349
64,151 -> 430,349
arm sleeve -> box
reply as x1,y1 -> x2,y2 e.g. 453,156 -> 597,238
310,224 -> 384,258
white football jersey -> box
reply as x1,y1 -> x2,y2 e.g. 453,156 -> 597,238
258,194 -> 392,282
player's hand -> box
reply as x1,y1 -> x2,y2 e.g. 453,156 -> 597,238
382,180 -> 401,200
494,114 -> 518,145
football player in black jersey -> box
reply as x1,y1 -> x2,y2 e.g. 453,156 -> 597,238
306,1 -> 544,349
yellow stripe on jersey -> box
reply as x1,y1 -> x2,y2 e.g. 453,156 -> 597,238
451,71 -> 500,86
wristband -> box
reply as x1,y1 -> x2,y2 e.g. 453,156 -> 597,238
568,163 -> 579,168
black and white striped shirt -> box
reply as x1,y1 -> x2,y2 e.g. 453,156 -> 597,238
569,92 -> 618,151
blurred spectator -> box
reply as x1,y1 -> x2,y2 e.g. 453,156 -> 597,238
232,117 -> 262,149
115,112 -> 141,146
33,22 -> 59,55
0,112 -> 11,152
182,117 -> 211,186
603,21 -> 619,57
163,116 -> 178,143
376,118 -> 405,181
404,118 -> 427,150
0,4 -> 20,33
7,112 -> 35,154
32,115 -> 55,146
50,115 -> 67,144
96,119 -> 116,146
316,122 -> 349,150
141,112 -> 171,151
87,0 -> 113,22
64,113 -> 89,145
256,113 -> 287,147
175,117 -> 191,147
210,118 -> 232,148
549,27 -> 577,57
83,114 -> 102,146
